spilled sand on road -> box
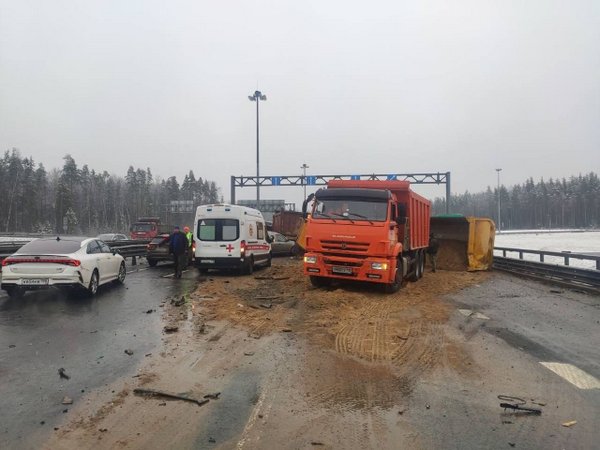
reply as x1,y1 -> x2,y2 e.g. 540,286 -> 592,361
197,259 -> 489,401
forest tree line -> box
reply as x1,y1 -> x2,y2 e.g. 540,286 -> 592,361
432,172 -> 600,229
0,149 -> 220,234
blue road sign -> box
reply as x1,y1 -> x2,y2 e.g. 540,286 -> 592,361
306,176 -> 317,185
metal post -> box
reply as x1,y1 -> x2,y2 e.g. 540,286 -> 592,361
496,168 -> 502,231
248,90 -> 266,210
230,176 -> 236,204
301,163 -> 309,200
445,171 -> 451,214
256,98 -> 260,208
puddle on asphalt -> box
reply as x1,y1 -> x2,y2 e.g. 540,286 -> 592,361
192,368 -> 261,447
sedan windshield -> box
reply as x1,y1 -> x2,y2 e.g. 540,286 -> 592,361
313,199 -> 388,222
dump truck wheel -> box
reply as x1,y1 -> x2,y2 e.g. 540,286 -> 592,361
385,259 -> 403,293
418,250 -> 425,278
408,252 -> 420,282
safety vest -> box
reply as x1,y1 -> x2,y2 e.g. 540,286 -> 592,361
185,231 -> 193,246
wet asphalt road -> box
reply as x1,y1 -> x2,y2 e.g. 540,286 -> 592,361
0,260 -> 200,449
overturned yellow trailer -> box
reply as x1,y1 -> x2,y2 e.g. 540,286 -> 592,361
430,215 -> 495,271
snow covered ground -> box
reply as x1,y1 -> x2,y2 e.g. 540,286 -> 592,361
494,231 -> 600,270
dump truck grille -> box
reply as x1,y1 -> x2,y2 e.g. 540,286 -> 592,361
320,240 -> 370,253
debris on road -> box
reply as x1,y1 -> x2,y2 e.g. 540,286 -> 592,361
282,328 -> 293,332
58,368 -> 71,380
208,437 -> 216,443
244,351 -> 255,356
259,303 -> 272,309
124,349 -> 134,356
498,395 -> 542,415
203,392 -> 221,400
133,388 -> 209,406
562,420 -> 577,427
8,344 -> 16,348
164,325 -> 179,333
145,309 -> 154,314
311,442 -> 324,446
256,295 -> 280,300
61,396 -> 73,405
171,296 -> 186,307
499,402 -> 542,415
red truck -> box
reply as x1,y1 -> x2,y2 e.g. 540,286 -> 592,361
129,217 -> 161,240
302,180 -> 430,293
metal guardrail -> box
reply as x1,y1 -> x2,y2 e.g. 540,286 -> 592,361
495,246 -> 600,270
493,247 -> 600,294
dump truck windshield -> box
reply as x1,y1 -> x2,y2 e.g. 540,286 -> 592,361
313,199 -> 388,222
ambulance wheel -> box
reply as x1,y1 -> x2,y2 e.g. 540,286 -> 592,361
266,253 -> 272,267
244,256 -> 254,275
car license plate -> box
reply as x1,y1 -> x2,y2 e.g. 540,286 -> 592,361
332,266 -> 353,275
203,259 -> 215,264
21,279 -> 49,286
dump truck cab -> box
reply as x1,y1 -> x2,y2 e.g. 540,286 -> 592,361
303,180 -> 430,292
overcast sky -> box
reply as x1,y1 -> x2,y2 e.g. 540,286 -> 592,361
1,0 -> 598,205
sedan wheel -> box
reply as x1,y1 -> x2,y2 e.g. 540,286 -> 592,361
88,270 -> 99,296
117,262 -> 126,284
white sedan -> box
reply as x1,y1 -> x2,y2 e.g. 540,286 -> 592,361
1,237 -> 126,298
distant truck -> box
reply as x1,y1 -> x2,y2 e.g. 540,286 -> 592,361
272,210 -> 304,239
129,217 -> 161,240
302,180 -> 431,293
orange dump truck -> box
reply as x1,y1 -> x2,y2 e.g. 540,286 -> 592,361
302,180 -> 430,292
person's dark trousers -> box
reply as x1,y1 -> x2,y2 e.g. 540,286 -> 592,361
173,253 -> 187,278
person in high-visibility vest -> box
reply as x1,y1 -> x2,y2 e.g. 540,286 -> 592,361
183,226 -> 193,247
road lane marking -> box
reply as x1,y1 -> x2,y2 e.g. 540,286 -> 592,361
161,269 -> 189,278
540,362 -> 600,389
458,309 -> 490,320
126,268 -> 149,274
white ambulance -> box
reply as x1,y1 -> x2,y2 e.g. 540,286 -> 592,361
194,204 -> 271,274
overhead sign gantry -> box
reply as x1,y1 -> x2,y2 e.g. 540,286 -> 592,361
230,171 -> 451,213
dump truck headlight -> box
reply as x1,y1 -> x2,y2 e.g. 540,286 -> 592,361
304,256 -> 317,264
371,262 -> 388,270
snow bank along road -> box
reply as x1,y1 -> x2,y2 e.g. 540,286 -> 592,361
2,258 -> 599,449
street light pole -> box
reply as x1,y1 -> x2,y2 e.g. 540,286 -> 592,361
496,168 -> 502,232
301,163 -> 309,200
248,90 -> 267,209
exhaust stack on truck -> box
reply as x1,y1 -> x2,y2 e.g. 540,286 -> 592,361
302,180 -> 430,293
